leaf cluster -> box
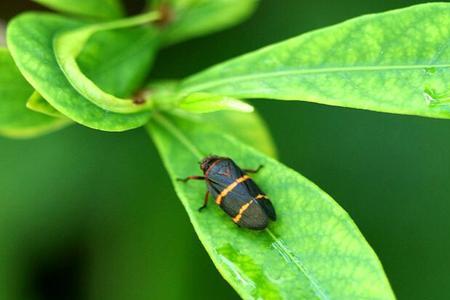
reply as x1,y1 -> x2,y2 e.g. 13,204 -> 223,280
2,1 -> 450,298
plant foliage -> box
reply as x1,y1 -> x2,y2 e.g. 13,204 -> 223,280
3,1 -> 450,298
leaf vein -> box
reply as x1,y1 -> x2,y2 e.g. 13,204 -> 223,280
183,63 -> 450,93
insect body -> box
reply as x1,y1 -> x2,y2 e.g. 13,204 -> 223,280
178,156 -> 276,230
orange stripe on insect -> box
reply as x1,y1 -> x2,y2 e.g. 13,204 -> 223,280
255,194 -> 267,200
215,175 -> 250,205
232,201 -> 252,223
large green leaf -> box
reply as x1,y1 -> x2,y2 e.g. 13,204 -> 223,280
153,0 -> 259,45
53,11 -> 160,113
171,110 -> 276,158
148,113 -> 394,300
78,26 -> 159,100
178,93 -> 255,113
7,13 -> 158,131
180,3 -> 450,119
0,48 -> 68,138
33,0 -> 124,20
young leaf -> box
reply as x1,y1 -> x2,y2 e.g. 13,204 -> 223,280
7,13 -> 157,131
148,113 -> 394,300
153,0 -> 259,45
180,3 -> 450,119
146,79 -> 275,156
33,0 -> 124,20
53,11 -> 160,114
26,92 -> 67,118
178,93 -> 254,113
0,48 -> 69,138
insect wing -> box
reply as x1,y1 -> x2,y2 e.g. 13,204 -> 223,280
207,159 -> 256,198
204,180 -> 218,198
235,199 -> 269,230
204,158 -> 273,229
221,196 -> 269,230
219,191 -> 248,218
206,159 -> 242,185
243,179 -> 277,221
256,197 -> 276,221
209,179 -> 269,230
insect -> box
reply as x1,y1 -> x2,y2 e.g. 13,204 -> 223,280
178,155 -> 276,230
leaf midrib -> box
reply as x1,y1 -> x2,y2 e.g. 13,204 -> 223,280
266,229 -> 329,300
182,63 -> 450,93
152,113 -> 331,300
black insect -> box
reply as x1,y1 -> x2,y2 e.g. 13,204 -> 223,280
178,156 -> 276,230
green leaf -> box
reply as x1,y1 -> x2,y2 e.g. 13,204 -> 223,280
33,0 -> 124,20
178,93 -> 254,113
148,113 -> 394,300
77,25 -> 158,99
26,92 -> 66,118
53,11 -> 160,113
7,13 -> 158,131
177,110 -> 276,158
180,3 -> 450,119
147,80 -> 254,115
154,0 -> 259,45
0,48 -> 69,138
146,79 -> 275,156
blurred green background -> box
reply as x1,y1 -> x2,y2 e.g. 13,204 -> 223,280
1,0 -> 450,299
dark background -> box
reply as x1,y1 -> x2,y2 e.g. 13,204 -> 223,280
1,0 -> 449,299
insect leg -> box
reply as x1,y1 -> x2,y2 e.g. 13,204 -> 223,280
198,191 -> 210,212
243,165 -> 263,174
177,175 -> 205,182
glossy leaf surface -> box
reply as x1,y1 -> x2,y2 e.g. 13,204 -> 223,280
154,0 -> 259,45
7,13 -> 157,131
178,93 -> 254,113
148,113 -> 394,300
53,11 -> 160,114
181,3 -> 450,119
0,48 -> 68,138
33,0 -> 124,20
